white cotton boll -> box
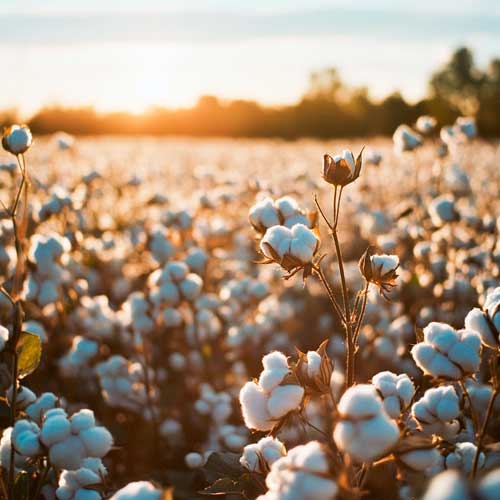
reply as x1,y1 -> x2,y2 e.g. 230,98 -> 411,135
421,470 -> 469,500
267,385 -> 304,419
75,467 -> 101,486
41,415 -> 71,446
399,448 -> 441,471
259,368 -> 289,393
240,443 -> 260,471
56,485 -> 74,500
0,325 -> 9,351
180,274 -> 203,301
239,381 -> 273,431
70,409 -> 96,433
412,386 -> 460,425
262,351 -> 289,371
289,224 -> 318,263
275,196 -> 300,218
334,412 -> 400,463
162,308 -> 183,328
338,385 -> 382,418
306,351 -> 322,378
259,436 -> 286,467
249,198 -> 281,230
370,254 -> 399,276
260,226 -> 291,260
396,377 -> 415,407
479,469 -> 500,500
49,435 -> 86,470
465,308 -> 497,348
185,452 -> 204,469
284,213 -> 309,228
160,419 -> 182,439
158,282 -> 180,306
82,457 -> 107,476
109,481 -> 162,500
79,426 -> 113,457
374,337 -> 396,359
429,196 -> 457,226
169,352 -> 186,371
383,396 -> 402,419
445,442 -> 484,474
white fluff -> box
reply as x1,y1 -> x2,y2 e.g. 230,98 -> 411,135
372,371 -> 415,418
109,481 -> 162,500
334,384 -> 399,462
411,322 -> 481,379
267,385 -> 304,419
79,426 -> 113,457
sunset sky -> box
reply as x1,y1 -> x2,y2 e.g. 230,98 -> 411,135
1,0 -> 500,115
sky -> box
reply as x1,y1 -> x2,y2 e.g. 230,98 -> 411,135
1,0 -> 500,116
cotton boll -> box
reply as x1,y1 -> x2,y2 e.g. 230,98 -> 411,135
399,447 -> 441,471
259,368 -> 289,393
79,426 -> 113,457
262,351 -> 289,371
260,226 -> 292,260
109,481 -> 162,500
421,470 -> 469,500
8,385 -> 37,409
185,452 -> 204,469
338,385 -> 382,419
240,443 -> 260,471
267,385 -> 304,419
50,435 -> 86,470
41,415 -> 71,446
70,409 -> 96,433
445,442 -> 484,474
239,381 -> 273,431
479,469 -> 500,500
180,274 -> 203,301
74,490 -> 101,500
465,308 -> 497,348
306,351 -> 322,378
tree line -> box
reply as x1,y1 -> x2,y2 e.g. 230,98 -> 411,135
3,47 -> 500,138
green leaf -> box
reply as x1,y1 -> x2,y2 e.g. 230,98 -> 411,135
202,452 -> 244,483
16,332 -> 42,379
14,471 -> 30,500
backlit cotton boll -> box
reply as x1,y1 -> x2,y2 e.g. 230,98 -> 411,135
240,436 -> 286,473
429,196 -> 459,226
56,464 -> 104,500
411,386 -> 460,436
393,124 -> 422,153
371,371 -> 415,419
322,149 -> 363,186
8,384 -> 37,409
416,115 -> 437,135
239,351 -> 304,431
334,384 -> 399,462
260,224 -> 319,270
465,287 -> 500,348
109,481 -> 162,500
185,452 -> 205,469
411,322 -> 481,379
445,442 -> 485,474
26,392 -> 58,423
11,419 -> 42,457
261,441 -> 337,500
249,196 -> 309,233
398,446 -> 441,472
455,117 -> 477,140
2,124 -> 33,155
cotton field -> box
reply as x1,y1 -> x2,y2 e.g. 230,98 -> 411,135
0,121 -> 499,500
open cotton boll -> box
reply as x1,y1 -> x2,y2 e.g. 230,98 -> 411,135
267,385 -> 304,419
8,384 -> 37,409
429,196 -> 458,226
49,435 -> 87,470
398,447 -> 441,471
185,452 -> 205,469
12,419 -> 42,457
412,386 -> 460,428
372,371 -> 415,419
479,469 -> 500,500
370,254 -> 399,276
262,351 -> 289,371
289,224 -> 318,263
239,381 -> 273,431
179,274 -> 203,301
306,351 -> 322,378
109,481 -> 162,500
263,441 -> 337,500
465,308 -> 497,348
334,385 -> 399,462
393,124 -> 422,152
421,470 -> 469,500
40,414 -> 71,446
249,198 -> 281,231
70,409 -> 96,433
79,426 -> 113,457
260,225 -> 292,260
411,322 -> 481,379
445,442 -> 485,474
